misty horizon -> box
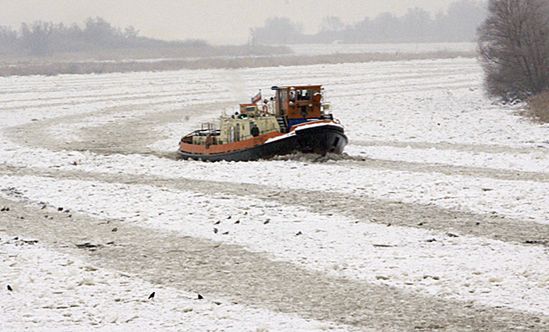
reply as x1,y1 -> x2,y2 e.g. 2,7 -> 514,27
0,0 -> 482,44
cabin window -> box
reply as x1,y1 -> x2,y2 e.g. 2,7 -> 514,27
279,90 -> 288,115
298,89 -> 313,100
289,90 -> 296,102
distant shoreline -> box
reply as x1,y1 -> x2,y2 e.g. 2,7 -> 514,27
0,51 -> 476,77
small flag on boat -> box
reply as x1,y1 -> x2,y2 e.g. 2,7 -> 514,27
251,90 -> 262,104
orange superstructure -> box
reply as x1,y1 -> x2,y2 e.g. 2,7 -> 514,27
180,131 -> 280,155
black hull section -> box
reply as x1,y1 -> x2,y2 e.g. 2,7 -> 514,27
178,124 -> 347,162
295,124 -> 347,155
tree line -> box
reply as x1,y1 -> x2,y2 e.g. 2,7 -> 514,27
0,17 -> 208,57
252,0 -> 487,44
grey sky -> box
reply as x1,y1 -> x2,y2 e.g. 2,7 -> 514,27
1,0 -> 459,44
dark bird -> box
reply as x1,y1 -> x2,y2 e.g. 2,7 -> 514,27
234,220 -> 240,224
263,219 -> 270,225
295,231 -> 303,236
7,285 -> 13,291
57,207 -> 63,212
214,220 -> 221,225
148,292 -> 155,300
111,227 -> 118,232
222,231 -> 229,235
227,216 -> 232,220
213,228 -> 218,234
197,293 -> 204,300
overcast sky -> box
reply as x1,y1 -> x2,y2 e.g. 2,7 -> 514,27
1,0 -> 459,44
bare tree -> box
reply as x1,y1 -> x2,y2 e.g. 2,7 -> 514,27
478,0 -> 549,100
20,22 -> 55,56
320,16 -> 345,32
0,26 -> 17,53
252,17 -> 304,44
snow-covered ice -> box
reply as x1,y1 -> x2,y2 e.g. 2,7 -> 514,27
1,175 -> 548,315
0,237 -> 353,331
1,56 -> 548,329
